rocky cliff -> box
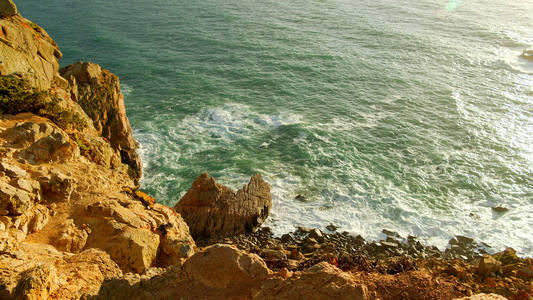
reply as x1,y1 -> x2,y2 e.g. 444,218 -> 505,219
0,1 -> 530,299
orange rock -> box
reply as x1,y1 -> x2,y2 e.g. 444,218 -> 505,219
175,173 -> 272,239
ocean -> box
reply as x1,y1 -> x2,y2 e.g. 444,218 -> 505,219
17,0 -> 533,255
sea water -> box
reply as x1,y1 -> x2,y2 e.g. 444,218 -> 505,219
17,0 -> 533,255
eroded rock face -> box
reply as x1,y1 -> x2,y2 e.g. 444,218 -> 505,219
0,7 -> 62,90
255,262 -> 368,300
175,173 -> 272,239
51,218 -> 88,253
81,199 -> 195,273
60,62 -> 142,182
1,246 -> 122,299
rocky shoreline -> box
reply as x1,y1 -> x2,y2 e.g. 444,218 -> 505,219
0,1 -> 531,299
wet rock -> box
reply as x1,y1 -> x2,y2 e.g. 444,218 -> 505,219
281,233 -> 294,244
309,228 -> 325,243
491,206 -> 509,213
520,49 -> 533,62
382,229 -> 401,238
294,194 -> 306,201
296,226 -> 311,234
326,224 -> 337,231
175,173 -> 271,239
477,255 -> 502,277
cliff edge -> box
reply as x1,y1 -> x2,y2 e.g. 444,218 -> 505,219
0,1 -> 530,299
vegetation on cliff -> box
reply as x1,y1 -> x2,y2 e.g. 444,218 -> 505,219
0,76 -> 87,131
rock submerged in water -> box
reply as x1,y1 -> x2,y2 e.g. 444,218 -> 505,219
175,173 -> 272,240
520,49 -> 533,62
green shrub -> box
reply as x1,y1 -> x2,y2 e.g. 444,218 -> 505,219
0,76 -> 87,131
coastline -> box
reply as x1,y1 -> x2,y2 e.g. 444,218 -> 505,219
0,1 -> 531,299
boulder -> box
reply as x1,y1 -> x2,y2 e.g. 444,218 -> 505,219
1,246 -> 122,299
60,62 -> 142,182
82,199 -> 195,273
175,173 -> 272,239
12,265 -> 58,300
254,262 -> 368,300
93,244 -> 271,300
0,0 -> 17,16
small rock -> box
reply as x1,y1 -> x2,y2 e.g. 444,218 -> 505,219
261,249 -> 287,260
281,233 -> 295,244
296,226 -> 311,234
326,224 -> 337,231
382,229 -> 401,238
518,265 -> 533,279
520,49 -> 533,62
0,162 -> 27,178
491,206 -> 509,213
309,228 -> 325,243
279,267 -> 293,279
477,255 -> 502,277
294,194 -> 306,201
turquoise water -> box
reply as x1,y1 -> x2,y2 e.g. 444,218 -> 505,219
18,0 -> 533,254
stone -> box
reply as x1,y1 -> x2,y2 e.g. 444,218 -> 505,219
13,265 -> 58,300
183,244 -> 271,289
0,162 -> 27,178
27,204 -> 49,233
83,200 -> 195,273
254,262 -> 368,300
39,170 -> 76,202
261,249 -> 288,260
0,181 -> 31,216
94,244 -> 271,300
281,233 -> 294,243
326,224 -> 337,231
0,10 -> 62,90
60,62 -> 142,182
20,131 -> 75,164
51,218 -> 88,253
0,0 -> 17,16
520,49 -> 533,62
309,228 -> 325,243
491,206 -> 509,213
453,293 -> 507,300
175,173 -> 272,239
382,229 -> 401,238
477,255 -> 502,277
